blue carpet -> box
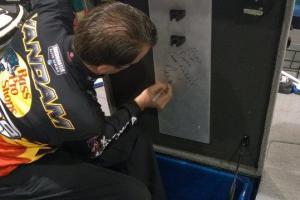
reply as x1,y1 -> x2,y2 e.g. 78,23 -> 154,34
157,155 -> 255,200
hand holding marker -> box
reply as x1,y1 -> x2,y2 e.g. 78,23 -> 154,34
152,87 -> 169,102
134,81 -> 173,111
152,80 -> 172,102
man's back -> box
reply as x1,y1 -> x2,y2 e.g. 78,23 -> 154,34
0,1 -> 105,176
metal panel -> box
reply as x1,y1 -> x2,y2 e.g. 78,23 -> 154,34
148,0 -> 211,143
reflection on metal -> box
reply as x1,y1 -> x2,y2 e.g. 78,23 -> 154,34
148,0 -> 211,143
154,145 -> 258,177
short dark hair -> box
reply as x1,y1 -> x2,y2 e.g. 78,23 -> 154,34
74,2 -> 157,67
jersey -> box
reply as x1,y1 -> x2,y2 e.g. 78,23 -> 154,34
0,0 -> 141,176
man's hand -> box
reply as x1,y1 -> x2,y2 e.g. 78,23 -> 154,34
134,82 -> 173,111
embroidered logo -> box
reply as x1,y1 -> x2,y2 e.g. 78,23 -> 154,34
0,48 -> 32,118
47,44 -> 66,75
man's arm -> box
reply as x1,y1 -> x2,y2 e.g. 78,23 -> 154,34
86,82 -> 172,158
85,101 -> 140,158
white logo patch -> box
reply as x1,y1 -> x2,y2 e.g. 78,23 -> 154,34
47,44 -> 66,75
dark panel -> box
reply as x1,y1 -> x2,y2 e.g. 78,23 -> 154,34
109,0 -> 287,167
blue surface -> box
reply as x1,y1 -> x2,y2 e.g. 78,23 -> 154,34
157,155 -> 255,200
294,4 -> 300,17
294,0 -> 300,17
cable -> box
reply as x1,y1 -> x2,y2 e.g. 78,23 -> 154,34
229,150 -> 242,200
228,135 -> 250,200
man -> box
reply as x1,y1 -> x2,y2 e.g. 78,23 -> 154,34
0,1 -> 172,199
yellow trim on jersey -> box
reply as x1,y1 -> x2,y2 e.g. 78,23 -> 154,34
21,13 -> 74,130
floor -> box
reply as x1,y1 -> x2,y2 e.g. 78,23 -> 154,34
256,94 -> 300,199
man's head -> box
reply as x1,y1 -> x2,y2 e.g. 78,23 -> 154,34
74,2 -> 157,75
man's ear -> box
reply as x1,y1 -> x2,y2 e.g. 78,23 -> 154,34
96,65 -> 108,75
96,64 -> 120,75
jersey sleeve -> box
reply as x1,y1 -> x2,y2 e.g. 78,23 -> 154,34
86,101 -> 141,158
61,96 -> 142,158
32,0 -> 75,35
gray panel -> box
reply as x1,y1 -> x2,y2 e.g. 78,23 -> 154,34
148,0 -> 211,143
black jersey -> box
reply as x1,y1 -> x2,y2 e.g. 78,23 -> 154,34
0,0 -> 141,176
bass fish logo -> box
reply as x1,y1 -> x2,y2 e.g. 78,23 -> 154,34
0,48 -> 32,118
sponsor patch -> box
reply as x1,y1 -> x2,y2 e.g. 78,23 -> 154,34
47,44 -> 66,75
0,48 -> 32,118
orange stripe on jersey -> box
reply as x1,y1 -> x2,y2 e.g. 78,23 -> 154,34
0,135 -> 51,176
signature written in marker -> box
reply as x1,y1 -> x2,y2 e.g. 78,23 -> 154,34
158,48 -> 203,87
